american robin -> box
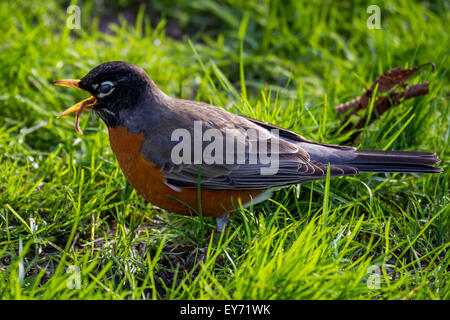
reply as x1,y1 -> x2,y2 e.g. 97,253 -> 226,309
53,61 -> 442,232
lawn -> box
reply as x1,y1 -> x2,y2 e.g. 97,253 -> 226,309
0,0 -> 448,299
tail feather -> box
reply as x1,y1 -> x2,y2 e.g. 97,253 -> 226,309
348,150 -> 442,174
297,142 -> 442,175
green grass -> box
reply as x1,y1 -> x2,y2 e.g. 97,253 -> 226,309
0,0 -> 448,299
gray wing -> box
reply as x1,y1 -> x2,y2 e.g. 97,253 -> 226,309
135,98 -> 359,190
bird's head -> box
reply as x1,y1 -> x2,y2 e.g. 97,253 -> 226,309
53,61 -> 158,133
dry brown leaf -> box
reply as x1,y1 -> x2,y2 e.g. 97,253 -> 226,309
335,63 -> 434,143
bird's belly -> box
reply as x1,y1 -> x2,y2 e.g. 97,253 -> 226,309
108,126 -> 263,217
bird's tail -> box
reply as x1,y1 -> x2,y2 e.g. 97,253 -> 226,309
345,150 -> 442,173
299,142 -> 442,174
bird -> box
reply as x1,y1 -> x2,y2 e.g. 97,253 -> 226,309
53,61 -> 442,232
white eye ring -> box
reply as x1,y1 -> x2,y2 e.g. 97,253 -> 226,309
97,81 -> 115,98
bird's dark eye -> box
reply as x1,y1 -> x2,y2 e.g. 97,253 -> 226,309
98,81 -> 114,95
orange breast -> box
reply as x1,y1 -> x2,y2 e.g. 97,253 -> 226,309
108,126 -> 263,217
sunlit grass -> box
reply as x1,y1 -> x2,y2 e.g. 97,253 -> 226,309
0,0 -> 448,299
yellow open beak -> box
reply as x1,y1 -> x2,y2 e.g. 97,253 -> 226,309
56,95 -> 97,118
53,79 -> 97,117
53,79 -> 97,134
52,79 -> 84,91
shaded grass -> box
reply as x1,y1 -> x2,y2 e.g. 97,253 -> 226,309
0,0 -> 448,299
